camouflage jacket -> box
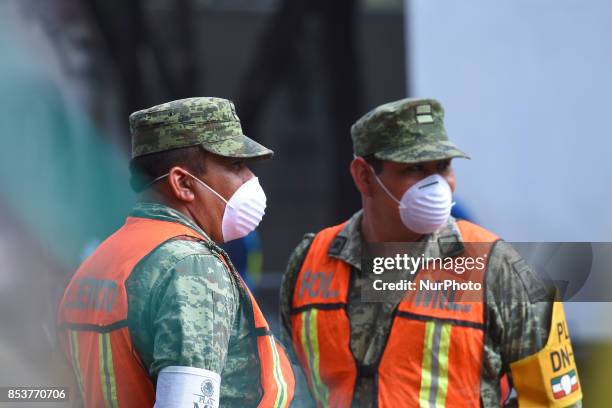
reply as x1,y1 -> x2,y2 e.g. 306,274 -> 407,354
126,202 -> 261,406
280,210 -> 581,407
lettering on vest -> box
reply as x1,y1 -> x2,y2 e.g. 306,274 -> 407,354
550,320 -> 574,373
64,277 -> 118,312
414,284 -> 471,313
298,271 -> 339,300
550,346 -> 574,373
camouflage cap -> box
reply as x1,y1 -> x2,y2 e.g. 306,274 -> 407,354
351,98 -> 469,163
129,97 -> 273,159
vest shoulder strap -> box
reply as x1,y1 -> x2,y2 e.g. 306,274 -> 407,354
456,219 -> 499,243
308,222 -> 348,257
292,222 -> 350,310
58,217 -> 213,327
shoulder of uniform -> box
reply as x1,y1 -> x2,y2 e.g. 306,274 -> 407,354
284,233 -> 315,281
154,237 -> 216,259
131,238 -> 237,313
286,233 -> 315,270
281,233 -> 316,305
151,242 -> 239,302
300,232 -> 316,245
455,219 -> 500,242
137,237 -> 232,281
486,240 -> 552,303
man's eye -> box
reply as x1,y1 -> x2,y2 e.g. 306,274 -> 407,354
405,165 -> 423,172
231,161 -> 244,169
437,162 -> 451,171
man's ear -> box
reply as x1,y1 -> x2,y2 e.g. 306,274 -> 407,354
350,157 -> 376,198
167,166 -> 196,203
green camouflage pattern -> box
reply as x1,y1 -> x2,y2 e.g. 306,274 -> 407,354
129,97 -> 274,159
280,211 -> 581,408
351,98 -> 470,164
126,202 -> 262,406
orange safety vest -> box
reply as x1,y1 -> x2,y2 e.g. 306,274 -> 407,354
57,216 -> 294,408
290,220 -> 499,407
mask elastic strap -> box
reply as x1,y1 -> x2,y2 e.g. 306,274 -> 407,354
354,154 -> 403,206
372,171 -> 402,206
185,170 -> 235,209
143,173 -> 169,190
144,171 -> 235,209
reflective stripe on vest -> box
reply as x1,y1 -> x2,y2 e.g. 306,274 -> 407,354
290,220 -> 498,408
57,216 -> 294,408
247,289 -> 296,408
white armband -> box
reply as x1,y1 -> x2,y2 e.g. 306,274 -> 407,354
154,366 -> 221,408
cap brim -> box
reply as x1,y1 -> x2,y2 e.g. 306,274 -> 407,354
201,134 -> 274,160
374,140 -> 470,164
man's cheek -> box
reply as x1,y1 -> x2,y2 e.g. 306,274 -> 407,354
446,175 -> 456,192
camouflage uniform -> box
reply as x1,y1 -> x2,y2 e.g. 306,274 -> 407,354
279,98 -> 582,407
126,201 -> 262,406
126,97 -> 275,405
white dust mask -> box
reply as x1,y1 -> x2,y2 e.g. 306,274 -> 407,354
148,172 -> 267,243
372,172 -> 453,234
218,176 -> 267,243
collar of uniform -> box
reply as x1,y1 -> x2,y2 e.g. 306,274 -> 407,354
130,201 -> 213,242
327,211 -> 465,271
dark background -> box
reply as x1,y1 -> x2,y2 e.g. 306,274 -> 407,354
0,0 -> 406,401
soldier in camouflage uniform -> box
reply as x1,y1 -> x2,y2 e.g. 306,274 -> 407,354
57,97 -> 294,407
280,98 -> 582,407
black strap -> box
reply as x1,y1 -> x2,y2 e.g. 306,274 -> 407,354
254,327 -> 273,336
290,302 -> 347,315
396,310 -> 485,330
58,319 -> 129,333
357,364 -> 377,378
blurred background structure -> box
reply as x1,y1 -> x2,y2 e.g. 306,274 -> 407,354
0,0 -> 610,405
